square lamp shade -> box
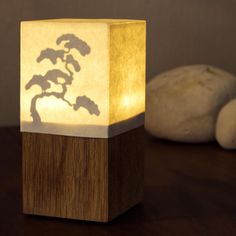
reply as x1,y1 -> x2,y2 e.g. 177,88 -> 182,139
21,19 -> 146,138
21,19 -> 146,222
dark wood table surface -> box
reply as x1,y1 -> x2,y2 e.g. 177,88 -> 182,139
1,126 -> 236,236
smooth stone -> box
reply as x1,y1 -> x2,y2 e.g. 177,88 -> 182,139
145,65 -> 236,142
216,99 -> 236,149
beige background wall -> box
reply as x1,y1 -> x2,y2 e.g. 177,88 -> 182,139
0,0 -> 235,126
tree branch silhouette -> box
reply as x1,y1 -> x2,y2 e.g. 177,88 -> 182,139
26,34 -> 100,124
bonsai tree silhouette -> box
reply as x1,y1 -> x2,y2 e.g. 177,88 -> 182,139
25,34 -> 100,125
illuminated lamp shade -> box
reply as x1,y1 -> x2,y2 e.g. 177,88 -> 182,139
21,19 -> 146,222
20,19 -> 146,138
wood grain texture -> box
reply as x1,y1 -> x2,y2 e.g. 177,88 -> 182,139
22,127 -> 144,222
108,128 -> 144,220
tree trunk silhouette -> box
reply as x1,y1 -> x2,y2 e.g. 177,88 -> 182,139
30,92 -> 73,124
30,94 -> 43,125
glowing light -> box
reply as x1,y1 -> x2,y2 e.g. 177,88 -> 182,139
122,96 -> 131,107
20,19 -> 146,138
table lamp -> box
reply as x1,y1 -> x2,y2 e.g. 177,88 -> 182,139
21,19 -> 146,222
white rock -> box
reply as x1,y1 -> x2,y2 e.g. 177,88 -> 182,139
216,99 -> 236,149
145,65 -> 236,142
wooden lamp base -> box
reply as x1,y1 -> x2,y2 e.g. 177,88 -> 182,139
22,127 -> 144,222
